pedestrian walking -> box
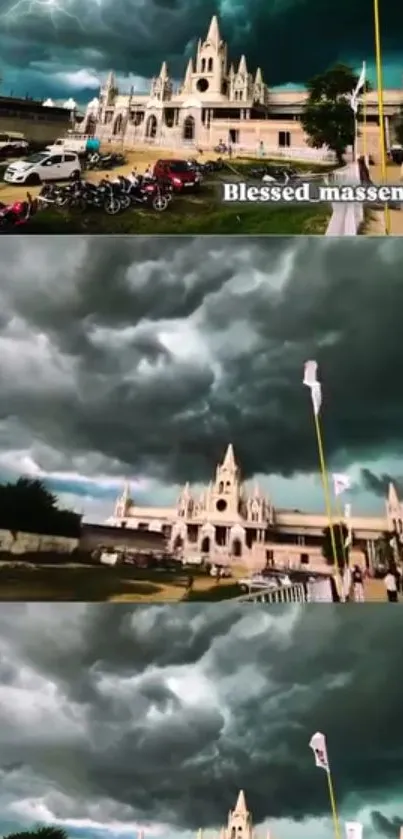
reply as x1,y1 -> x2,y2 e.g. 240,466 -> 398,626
384,570 -> 398,602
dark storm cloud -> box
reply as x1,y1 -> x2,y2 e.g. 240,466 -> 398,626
0,0 -> 402,90
1,236 -> 403,485
361,469 -> 403,498
371,813 -> 402,838
1,605 -> 403,831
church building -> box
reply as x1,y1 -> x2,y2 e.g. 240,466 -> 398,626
107,444 -> 400,572
83,15 -> 403,160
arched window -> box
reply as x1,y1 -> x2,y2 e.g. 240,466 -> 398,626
207,57 -> 213,72
145,114 -> 157,138
183,115 -> 195,140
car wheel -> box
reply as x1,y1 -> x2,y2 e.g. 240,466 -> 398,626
25,173 -> 41,185
69,170 -> 81,180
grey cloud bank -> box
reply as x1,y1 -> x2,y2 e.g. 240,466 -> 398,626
0,605 -> 403,838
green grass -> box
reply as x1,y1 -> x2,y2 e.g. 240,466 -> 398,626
2,156 -> 333,234
23,200 -> 330,235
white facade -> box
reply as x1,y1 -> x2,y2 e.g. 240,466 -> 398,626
107,445 -> 400,569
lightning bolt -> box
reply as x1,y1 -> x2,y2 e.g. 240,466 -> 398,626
1,0 -> 100,27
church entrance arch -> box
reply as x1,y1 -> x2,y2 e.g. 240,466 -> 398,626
173,535 -> 184,552
85,114 -> 96,135
232,539 -> 242,557
201,536 -> 210,553
183,115 -> 195,141
146,114 -> 157,139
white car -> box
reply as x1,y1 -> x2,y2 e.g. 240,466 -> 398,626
239,575 -> 279,591
3,150 -> 81,185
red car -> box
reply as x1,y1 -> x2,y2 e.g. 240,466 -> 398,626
153,159 -> 201,191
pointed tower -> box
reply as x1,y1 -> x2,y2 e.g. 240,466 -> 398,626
222,444 -> 236,472
206,15 -> 221,49
238,55 -> 247,76
99,70 -> 117,115
114,480 -> 131,519
386,481 -> 403,535
388,482 -> 400,508
194,14 -> 227,96
150,60 -> 172,101
177,482 -> 194,518
182,57 -> 194,94
253,67 -> 266,104
210,444 -> 241,517
233,55 -> 253,101
225,791 -> 252,839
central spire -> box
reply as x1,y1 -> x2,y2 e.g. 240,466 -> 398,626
234,789 -> 248,813
205,14 -> 221,46
222,443 -> 236,470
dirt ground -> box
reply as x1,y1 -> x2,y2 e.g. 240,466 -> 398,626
0,559 -> 248,603
0,558 -> 392,603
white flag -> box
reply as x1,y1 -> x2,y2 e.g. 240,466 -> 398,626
350,61 -> 366,113
303,360 -> 322,416
309,732 -> 329,772
332,473 -> 351,496
353,61 -> 366,97
345,823 -> 363,839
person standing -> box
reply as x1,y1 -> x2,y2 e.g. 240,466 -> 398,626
384,569 -> 398,602
352,565 -> 365,602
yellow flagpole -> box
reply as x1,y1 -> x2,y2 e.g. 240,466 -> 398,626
335,498 -> 348,568
373,0 -> 391,234
313,412 -> 339,571
362,84 -> 367,160
326,768 -> 342,839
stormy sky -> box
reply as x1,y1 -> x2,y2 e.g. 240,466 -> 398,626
0,603 -> 403,839
0,236 -> 402,521
0,0 -> 402,103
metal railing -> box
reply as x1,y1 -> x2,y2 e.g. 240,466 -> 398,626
235,583 -> 307,603
235,576 -> 334,603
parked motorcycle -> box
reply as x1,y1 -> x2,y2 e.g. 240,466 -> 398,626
86,152 -> 127,170
0,193 -> 37,232
113,174 -> 171,211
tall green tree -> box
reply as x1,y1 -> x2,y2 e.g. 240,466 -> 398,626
301,64 -> 371,165
321,522 -> 349,570
4,828 -> 69,839
0,478 -> 81,537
